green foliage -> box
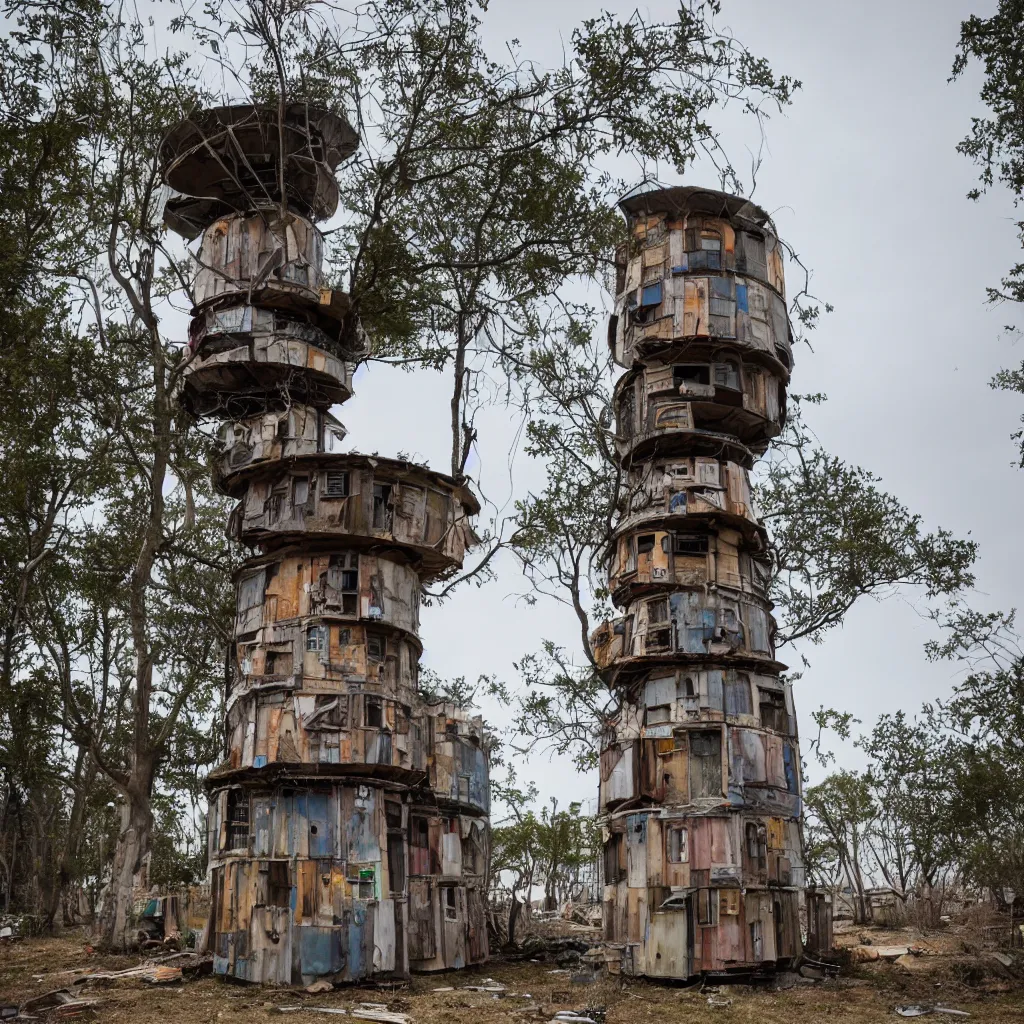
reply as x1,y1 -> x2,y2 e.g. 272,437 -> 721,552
953,2 -> 1024,460
490,786 -> 599,933
808,603 -> 1024,904
953,1 -> 1024,305
757,397 -> 977,646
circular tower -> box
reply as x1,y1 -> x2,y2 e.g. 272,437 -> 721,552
160,104 -> 490,985
593,186 -> 803,979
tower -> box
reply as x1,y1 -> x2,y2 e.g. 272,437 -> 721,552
592,186 -> 803,979
160,103 -> 490,984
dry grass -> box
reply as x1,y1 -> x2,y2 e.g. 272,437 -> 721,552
2,934 -> 1022,1023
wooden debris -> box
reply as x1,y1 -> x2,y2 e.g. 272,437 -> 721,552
270,1004 -> 410,1024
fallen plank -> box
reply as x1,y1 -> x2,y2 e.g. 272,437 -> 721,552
270,1006 -> 410,1024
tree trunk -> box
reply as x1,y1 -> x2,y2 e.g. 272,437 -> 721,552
507,894 -> 522,947
55,756 -> 97,927
94,772 -> 154,949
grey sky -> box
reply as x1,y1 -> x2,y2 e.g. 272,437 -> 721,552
335,0 -> 1024,810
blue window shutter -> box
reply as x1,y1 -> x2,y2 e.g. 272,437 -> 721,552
640,281 -> 663,307
736,284 -> 748,312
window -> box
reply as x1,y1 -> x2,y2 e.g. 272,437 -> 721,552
292,476 -> 309,506
701,233 -> 722,268
648,598 -> 668,623
268,487 -> 286,523
306,625 -> 326,652
736,231 -> 767,278
618,387 -> 635,438
445,721 -> 459,739
322,421 -> 346,452
666,826 -> 688,863
673,364 -> 710,388
746,822 -> 767,872
276,417 -> 290,439
324,470 -> 349,497
709,275 -> 735,314
717,607 -> 743,644
689,730 -> 723,798
673,533 -> 708,556
226,789 -> 249,850
386,810 -> 405,895
365,697 -> 383,729
680,676 -> 696,698
708,277 -> 735,336
367,634 -> 385,661
637,534 -> 655,555
646,705 -> 671,726
603,833 -> 625,883
645,626 -> 671,652
372,483 -> 393,530
687,232 -> 722,271
759,688 -> 788,732
697,887 -> 719,926
325,553 -> 358,615
409,817 -> 431,875
358,871 -> 375,899
444,886 -> 457,920
669,462 -> 691,478
337,628 -> 351,645
721,889 -> 741,916
264,650 -> 292,676
265,860 -> 291,907
724,674 -> 752,716
462,833 -> 481,874
713,361 -> 740,390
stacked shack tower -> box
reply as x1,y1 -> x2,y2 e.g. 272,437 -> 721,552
592,186 -> 804,979
160,104 -> 490,985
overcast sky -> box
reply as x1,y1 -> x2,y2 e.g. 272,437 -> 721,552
332,0 -> 1024,813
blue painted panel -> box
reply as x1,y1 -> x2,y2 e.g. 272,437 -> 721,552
626,812 -> 648,843
289,793 -> 308,855
347,904 -> 367,980
308,793 -> 330,857
736,284 -> 748,312
300,926 -> 336,976
783,742 -> 798,794
640,282 -> 663,307
706,670 -> 723,711
253,754 -> 267,768
213,955 -> 229,975
459,743 -> 490,812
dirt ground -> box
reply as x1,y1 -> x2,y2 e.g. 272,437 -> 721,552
1,931 -> 1022,1024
